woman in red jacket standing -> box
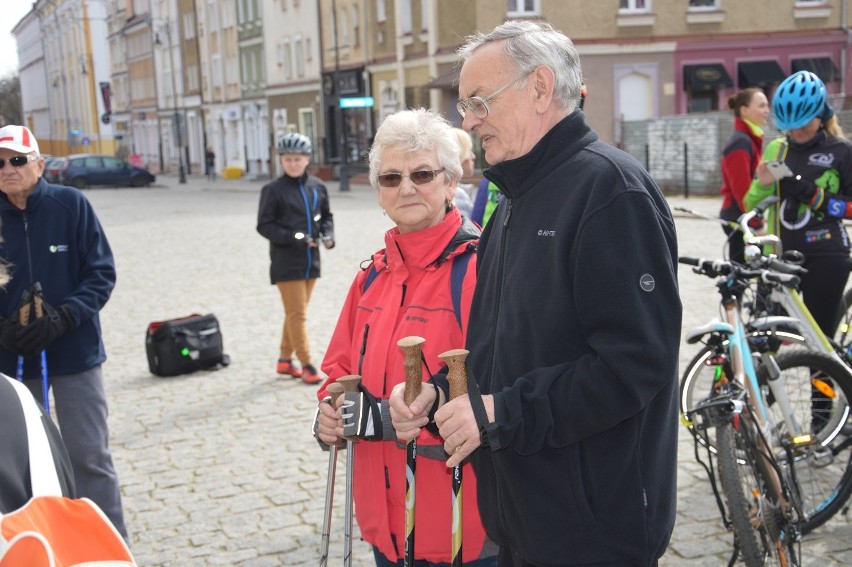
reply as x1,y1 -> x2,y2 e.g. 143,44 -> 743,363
719,87 -> 770,263
314,108 -> 496,566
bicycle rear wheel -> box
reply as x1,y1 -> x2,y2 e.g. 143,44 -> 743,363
756,350 -> 852,533
680,329 -> 805,451
716,419 -> 797,567
833,286 -> 852,356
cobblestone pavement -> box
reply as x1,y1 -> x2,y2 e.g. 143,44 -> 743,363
80,173 -> 851,566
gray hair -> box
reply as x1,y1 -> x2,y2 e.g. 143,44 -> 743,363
368,108 -> 462,189
456,20 -> 583,112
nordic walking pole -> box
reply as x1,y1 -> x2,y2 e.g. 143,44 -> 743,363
439,348 -> 469,567
398,336 -> 425,567
337,374 -> 362,567
319,382 -> 345,567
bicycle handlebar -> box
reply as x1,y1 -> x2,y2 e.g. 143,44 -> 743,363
678,256 -> 800,289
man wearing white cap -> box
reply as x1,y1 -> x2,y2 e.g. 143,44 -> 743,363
0,125 -> 128,541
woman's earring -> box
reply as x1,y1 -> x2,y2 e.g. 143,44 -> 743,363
382,208 -> 387,216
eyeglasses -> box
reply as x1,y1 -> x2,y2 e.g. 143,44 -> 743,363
457,73 -> 529,119
0,155 -> 39,169
377,168 -> 445,188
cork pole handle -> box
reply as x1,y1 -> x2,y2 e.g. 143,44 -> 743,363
398,336 -> 426,405
439,349 -> 469,402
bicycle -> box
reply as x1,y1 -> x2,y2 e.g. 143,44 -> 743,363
681,254 -> 852,545
680,198 -> 852,453
681,253 -> 852,566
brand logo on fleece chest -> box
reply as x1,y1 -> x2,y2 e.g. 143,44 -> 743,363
808,153 -> 835,168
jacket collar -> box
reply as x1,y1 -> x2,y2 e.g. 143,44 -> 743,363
374,208 -> 478,272
483,110 -> 598,200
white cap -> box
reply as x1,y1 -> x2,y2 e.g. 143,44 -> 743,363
0,125 -> 40,155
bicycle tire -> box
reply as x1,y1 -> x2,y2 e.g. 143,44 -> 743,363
716,419 -> 796,567
833,286 -> 852,355
680,329 -> 806,451
755,350 -> 852,533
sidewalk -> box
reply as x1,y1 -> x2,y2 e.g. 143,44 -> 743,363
84,175 -> 850,566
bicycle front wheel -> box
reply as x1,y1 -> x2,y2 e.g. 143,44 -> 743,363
680,329 -> 805,451
757,350 -> 852,533
716,420 -> 797,567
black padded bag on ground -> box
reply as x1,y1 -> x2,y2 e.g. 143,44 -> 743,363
145,313 -> 229,376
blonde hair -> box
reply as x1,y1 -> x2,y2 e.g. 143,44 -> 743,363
453,128 -> 473,162
825,115 -> 846,139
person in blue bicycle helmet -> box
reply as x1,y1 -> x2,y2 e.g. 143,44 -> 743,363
745,70 -> 852,338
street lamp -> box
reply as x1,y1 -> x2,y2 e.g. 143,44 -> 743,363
154,20 -> 186,184
332,0 -> 349,192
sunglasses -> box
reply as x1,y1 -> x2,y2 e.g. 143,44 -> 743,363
377,168 -> 445,189
0,155 -> 39,169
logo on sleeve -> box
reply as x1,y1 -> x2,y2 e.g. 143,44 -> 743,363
640,274 -> 655,292
49,244 -> 69,253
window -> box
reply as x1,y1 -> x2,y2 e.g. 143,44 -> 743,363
341,8 -> 350,46
400,0 -> 412,34
688,0 -> 718,8
305,37 -> 312,61
507,0 -> 540,16
619,0 -> 649,12
421,0 -> 428,30
352,5 -> 360,46
295,37 -> 305,77
104,157 -> 124,169
283,40 -> 292,79
376,0 -> 386,22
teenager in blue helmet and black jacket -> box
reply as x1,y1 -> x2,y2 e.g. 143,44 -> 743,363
746,70 -> 852,338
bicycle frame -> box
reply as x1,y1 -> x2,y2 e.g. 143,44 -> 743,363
738,208 -> 852,445
682,257 -> 805,563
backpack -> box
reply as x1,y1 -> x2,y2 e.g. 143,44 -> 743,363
362,246 -> 474,329
0,378 -> 136,567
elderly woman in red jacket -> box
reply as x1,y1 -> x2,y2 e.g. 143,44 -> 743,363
719,87 -> 770,263
314,108 -> 496,566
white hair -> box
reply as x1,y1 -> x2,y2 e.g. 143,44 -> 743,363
368,108 -> 462,189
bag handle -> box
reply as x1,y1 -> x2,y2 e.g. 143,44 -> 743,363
3,376 -> 63,497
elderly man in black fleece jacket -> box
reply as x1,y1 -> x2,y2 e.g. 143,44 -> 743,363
390,20 -> 681,567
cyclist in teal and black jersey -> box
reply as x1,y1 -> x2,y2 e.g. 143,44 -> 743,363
745,70 -> 852,336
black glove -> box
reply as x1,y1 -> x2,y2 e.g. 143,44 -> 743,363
15,304 -> 74,356
341,384 -> 393,441
0,316 -> 23,354
779,176 -> 817,204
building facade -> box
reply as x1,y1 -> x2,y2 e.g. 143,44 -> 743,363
12,0 -> 852,178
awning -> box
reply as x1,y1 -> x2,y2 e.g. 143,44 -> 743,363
792,57 -> 840,83
683,64 -> 734,92
738,60 -> 786,89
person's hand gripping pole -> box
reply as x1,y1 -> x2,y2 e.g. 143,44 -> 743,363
439,348 -> 468,567
319,382 -> 345,567
398,336 -> 425,567
337,375 -> 362,567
